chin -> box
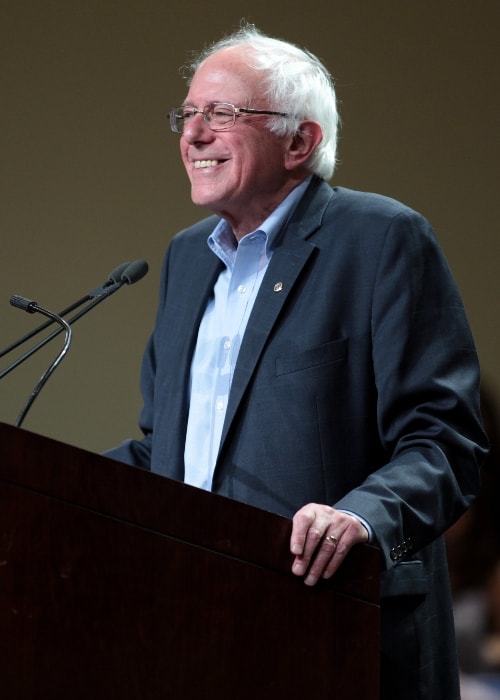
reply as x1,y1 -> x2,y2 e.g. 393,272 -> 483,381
190,187 -> 224,211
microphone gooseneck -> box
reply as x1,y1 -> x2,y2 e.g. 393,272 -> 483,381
0,261 -> 132,361
0,260 -> 149,382
2,259 -> 149,427
10,296 -> 73,428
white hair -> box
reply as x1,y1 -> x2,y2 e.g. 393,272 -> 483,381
186,24 -> 339,181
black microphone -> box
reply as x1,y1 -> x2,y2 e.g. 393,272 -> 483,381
0,261 -> 132,360
120,259 -> 149,285
9,296 -> 73,428
0,260 -> 149,382
86,261 -> 133,298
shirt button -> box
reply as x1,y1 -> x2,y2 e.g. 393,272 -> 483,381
216,400 -> 224,411
223,340 -> 231,350
237,284 -> 247,294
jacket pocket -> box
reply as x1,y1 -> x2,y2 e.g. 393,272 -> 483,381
381,560 -> 429,598
275,337 -> 348,376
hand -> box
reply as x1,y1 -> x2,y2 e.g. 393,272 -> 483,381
290,504 -> 369,586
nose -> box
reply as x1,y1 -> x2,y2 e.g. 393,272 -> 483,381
182,112 -> 214,144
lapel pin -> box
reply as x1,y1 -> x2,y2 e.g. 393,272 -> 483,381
273,282 -> 283,292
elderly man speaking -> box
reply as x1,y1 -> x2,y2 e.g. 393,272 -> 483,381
106,24 -> 488,699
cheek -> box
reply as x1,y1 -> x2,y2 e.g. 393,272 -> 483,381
253,135 -> 286,169
180,136 -> 193,164
179,141 -> 188,165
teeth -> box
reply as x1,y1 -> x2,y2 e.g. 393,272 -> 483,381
194,160 -> 219,169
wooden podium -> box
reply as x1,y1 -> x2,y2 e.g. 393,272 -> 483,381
0,422 -> 380,699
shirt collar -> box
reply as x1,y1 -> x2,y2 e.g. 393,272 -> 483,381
208,176 -> 312,268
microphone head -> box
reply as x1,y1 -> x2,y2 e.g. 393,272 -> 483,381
107,262 -> 131,285
121,259 -> 149,285
10,295 -> 37,313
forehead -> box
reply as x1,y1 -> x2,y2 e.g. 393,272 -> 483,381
186,47 -> 262,104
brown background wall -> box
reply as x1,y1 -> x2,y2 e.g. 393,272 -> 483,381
0,0 -> 498,453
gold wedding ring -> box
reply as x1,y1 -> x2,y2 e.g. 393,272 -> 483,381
325,535 -> 338,546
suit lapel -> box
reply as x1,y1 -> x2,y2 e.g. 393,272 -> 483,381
184,241 -> 224,346
218,178 -> 335,452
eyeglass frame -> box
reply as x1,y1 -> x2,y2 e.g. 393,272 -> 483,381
169,102 -> 293,134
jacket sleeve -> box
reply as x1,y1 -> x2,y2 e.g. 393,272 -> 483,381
333,208 -> 488,570
102,247 -> 172,470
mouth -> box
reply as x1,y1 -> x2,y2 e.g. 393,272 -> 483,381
193,159 -> 225,169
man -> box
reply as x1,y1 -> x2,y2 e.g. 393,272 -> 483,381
106,25 -> 488,699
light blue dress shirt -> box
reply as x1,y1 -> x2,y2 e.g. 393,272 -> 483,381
184,179 -> 310,489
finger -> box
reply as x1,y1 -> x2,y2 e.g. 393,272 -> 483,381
291,524 -> 323,577
290,506 -> 318,556
303,531 -> 343,586
291,504 -> 337,555
291,505 -> 338,577
306,518 -> 370,585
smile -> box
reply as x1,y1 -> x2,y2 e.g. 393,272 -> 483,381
194,160 -> 222,169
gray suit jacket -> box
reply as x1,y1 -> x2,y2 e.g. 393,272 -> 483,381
107,177 -> 487,698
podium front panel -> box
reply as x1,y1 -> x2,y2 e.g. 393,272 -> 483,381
0,423 -> 380,699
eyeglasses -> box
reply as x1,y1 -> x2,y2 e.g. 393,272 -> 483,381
169,102 -> 291,134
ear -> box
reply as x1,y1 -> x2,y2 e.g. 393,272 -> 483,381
284,120 -> 323,171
